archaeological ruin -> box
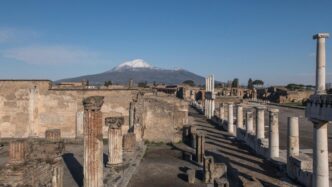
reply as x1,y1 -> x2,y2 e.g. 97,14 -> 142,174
0,33 -> 331,187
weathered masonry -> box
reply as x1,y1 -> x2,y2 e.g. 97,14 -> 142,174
0,80 -> 188,142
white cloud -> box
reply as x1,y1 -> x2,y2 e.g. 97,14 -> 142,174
2,45 -> 100,65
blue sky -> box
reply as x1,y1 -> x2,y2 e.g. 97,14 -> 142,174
0,0 -> 331,85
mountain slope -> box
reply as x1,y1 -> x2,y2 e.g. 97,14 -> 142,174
57,59 -> 205,85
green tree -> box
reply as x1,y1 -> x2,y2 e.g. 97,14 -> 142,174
253,80 -> 264,86
182,80 -> 195,87
104,80 -> 112,86
248,78 -> 253,89
232,78 -> 239,88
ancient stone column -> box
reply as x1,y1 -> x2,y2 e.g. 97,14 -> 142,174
268,108 -> 279,159
219,104 -> 225,122
196,132 -> 205,165
45,129 -> 61,142
8,140 -> 27,165
287,117 -> 299,158
313,33 -> 329,94
105,117 -> 124,166
228,103 -> 234,134
313,120 -> 329,187
246,110 -> 254,133
83,96 -> 104,187
129,102 -> 134,132
52,157 -> 64,187
255,107 -> 265,139
236,105 -> 243,129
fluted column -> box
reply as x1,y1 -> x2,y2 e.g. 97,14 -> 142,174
268,108 -> 279,159
236,105 -> 243,129
83,96 -> 104,187
246,110 -> 254,133
255,107 -> 265,139
105,117 -> 124,166
228,103 -> 234,134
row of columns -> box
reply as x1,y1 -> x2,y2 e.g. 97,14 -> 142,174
83,96 -> 138,187
220,104 -> 280,159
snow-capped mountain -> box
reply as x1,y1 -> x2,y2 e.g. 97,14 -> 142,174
111,59 -> 155,71
57,59 -> 205,85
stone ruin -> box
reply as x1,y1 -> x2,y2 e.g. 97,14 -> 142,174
0,132 -> 64,187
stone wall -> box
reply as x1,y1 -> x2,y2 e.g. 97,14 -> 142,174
0,81 -> 189,143
0,80 -> 137,138
140,96 -> 188,142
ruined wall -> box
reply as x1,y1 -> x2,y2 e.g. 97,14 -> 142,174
141,96 -> 188,143
0,80 -> 137,138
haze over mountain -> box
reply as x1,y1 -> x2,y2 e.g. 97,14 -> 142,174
57,59 -> 205,85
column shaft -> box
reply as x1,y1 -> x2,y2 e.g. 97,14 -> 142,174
228,104 -> 234,134
313,121 -> 329,187
83,96 -> 104,187
287,117 -> 299,158
269,109 -> 279,159
246,111 -> 253,133
236,105 -> 243,129
256,108 -> 265,139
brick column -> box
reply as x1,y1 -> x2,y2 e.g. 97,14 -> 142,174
83,96 -> 104,187
105,117 -> 124,166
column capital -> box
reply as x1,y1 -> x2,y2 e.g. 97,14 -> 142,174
83,96 -> 104,111
255,106 -> 266,111
268,108 -> 279,113
313,33 -> 329,40
105,116 -> 124,129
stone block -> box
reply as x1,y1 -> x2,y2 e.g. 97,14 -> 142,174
215,177 -> 229,187
45,129 -> 61,142
123,133 -> 136,152
187,168 -> 195,184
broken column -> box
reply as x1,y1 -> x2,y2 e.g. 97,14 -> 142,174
123,133 -> 136,152
190,126 -> 197,148
255,107 -> 265,139
246,110 -> 254,133
83,96 -> 104,187
52,157 -> 64,187
196,132 -> 205,165
228,103 -> 234,134
8,140 -> 27,165
313,33 -> 329,94
105,117 -> 124,166
268,108 -> 279,159
236,104 -> 243,129
287,117 -> 299,158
